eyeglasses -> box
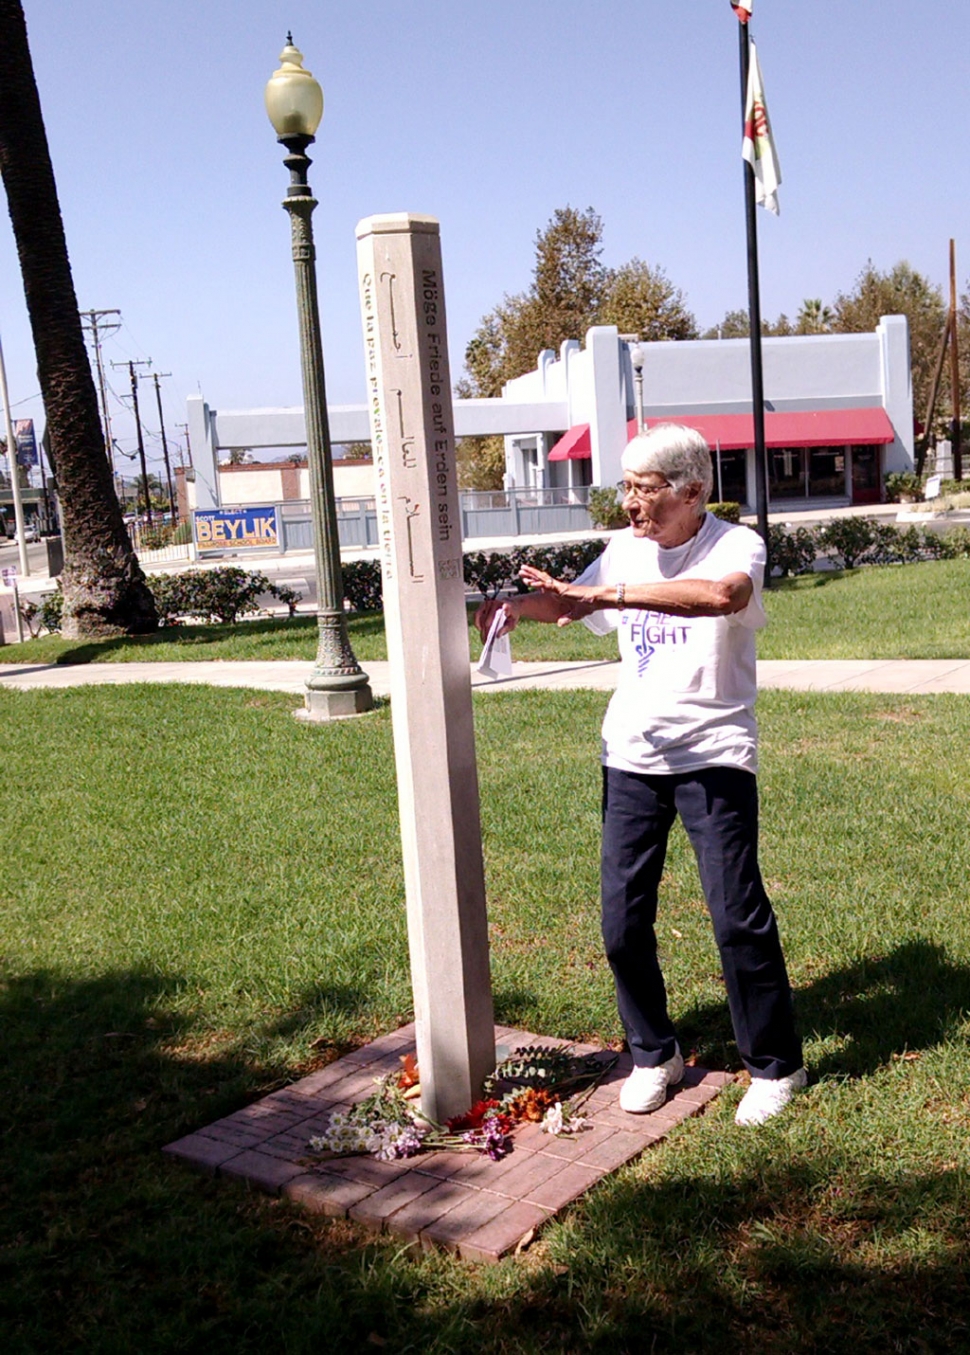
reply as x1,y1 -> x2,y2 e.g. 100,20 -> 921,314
617,479 -> 672,502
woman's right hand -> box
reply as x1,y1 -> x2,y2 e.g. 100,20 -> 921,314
474,597 -> 519,642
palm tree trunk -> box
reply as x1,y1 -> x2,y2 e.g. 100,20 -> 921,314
0,1 -> 156,636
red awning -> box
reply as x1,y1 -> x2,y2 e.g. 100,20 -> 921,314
547,423 -> 592,461
626,407 -> 896,450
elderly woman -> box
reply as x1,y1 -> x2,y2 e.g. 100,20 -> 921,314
476,423 -> 806,1126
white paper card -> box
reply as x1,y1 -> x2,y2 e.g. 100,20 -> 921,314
476,606 -> 513,679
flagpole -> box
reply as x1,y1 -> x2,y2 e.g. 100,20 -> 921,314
739,19 -> 771,582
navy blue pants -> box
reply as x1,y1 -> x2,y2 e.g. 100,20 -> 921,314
601,764 -> 802,1079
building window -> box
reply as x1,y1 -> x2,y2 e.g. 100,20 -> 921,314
711,448 -> 747,504
808,446 -> 845,497
769,447 -> 804,499
768,446 -> 848,500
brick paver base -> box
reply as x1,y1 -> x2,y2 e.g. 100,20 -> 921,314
164,1024 -> 732,1262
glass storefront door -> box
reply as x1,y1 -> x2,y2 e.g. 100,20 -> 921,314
808,446 -> 846,497
850,445 -> 881,503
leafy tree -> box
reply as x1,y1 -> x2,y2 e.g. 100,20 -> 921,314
456,206 -> 701,488
951,284 -> 970,433
599,258 -> 697,341
459,299 -> 521,401
456,435 -> 505,491
335,441 -> 373,461
797,298 -> 834,334
0,1 -> 155,636
532,205 -> 607,341
833,261 -> 946,417
701,309 -> 793,339
135,473 -> 167,516
459,206 -> 696,403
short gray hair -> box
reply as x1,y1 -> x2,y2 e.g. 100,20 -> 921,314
621,424 -> 713,514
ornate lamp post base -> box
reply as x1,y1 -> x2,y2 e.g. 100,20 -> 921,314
295,687 -> 373,722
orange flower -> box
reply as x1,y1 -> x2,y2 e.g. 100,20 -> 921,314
509,1087 -> 556,1122
397,1053 -> 420,1090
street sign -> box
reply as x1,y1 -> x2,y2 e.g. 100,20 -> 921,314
13,419 -> 38,467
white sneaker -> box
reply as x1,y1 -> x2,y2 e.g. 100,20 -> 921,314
734,1068 -> 808,1126
619,1046 -> 685,1114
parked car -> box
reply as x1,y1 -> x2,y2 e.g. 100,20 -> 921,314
13,523 -> 40,544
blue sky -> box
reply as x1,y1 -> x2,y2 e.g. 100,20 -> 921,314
1,0 -> 969,473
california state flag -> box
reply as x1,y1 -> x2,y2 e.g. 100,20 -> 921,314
742,39 -> 781,215
732,1 -> 752,20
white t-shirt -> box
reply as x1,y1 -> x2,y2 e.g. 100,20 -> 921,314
577,514 -> 767,775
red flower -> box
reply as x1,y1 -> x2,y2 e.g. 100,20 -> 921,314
445,1099 -> 501,1132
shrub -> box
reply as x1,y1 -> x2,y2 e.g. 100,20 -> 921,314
271,583 -> 302,617
202,568 -> 271,624
938,526 -> 970,558
587,486 -> 627,530
147,572 -> 200,625
884,471 -> 923,502
138,523 -> 178,551
768,524 -> 818,577
939,479 -> 969,499
511,540 -> 607,588
708,502 -> 742,524
862,522 -> 920,566
816,517 -> 878,570
146,568 -> 271,626
36,589 -> 63,634
463,550 -> 515,599
461,541 -> 608,599
341,559 -> 383,613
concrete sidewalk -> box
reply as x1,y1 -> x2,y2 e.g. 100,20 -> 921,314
3,657 -> 970,697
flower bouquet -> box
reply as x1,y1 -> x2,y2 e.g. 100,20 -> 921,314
307,1043 -> 617,1164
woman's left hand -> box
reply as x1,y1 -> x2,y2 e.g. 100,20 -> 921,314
519,565 -> 594,625
519,565 -> 568,596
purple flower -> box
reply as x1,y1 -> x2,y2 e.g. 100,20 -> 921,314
393,1125 -> 426,1159
481,1114 -> 511,1160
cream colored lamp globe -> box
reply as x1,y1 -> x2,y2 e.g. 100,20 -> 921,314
264,35 -> 324,138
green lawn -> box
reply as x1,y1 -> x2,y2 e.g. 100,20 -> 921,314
4,557 -> 970,667
3,683 -> 970,1351
759,558 -> 970,660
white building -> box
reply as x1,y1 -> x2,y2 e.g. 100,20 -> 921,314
184,316 -> 913,516
503,317 -> 912,510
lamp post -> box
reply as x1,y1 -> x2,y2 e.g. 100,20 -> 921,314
629,342 -> 646,434
265,36 -> 372,720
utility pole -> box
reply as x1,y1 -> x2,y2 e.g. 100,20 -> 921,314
149,371 -> 177,521
949,239 -> 962,482
80,308 -> 121,497
111,358 -> 153,524
176,421 -> 193,467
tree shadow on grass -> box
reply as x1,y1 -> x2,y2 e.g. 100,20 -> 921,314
3,961 -> 970,1353
0,966 -> 417,1352
676,939 -> 970,1080
564,1154 -> 970,1354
